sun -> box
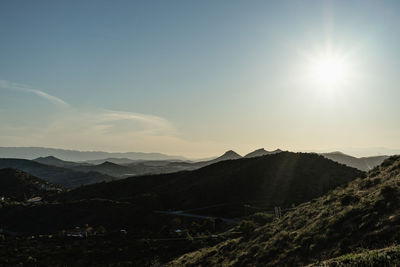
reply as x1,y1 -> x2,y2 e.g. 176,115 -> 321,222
304,50 -> 352,91
313,56 -> 346,85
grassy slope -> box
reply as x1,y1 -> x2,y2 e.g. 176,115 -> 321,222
169,156 -> 400,266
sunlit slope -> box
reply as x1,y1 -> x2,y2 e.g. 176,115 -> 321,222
169,156 -> 400,266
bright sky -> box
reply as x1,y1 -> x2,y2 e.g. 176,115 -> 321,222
1,0 -> 400,158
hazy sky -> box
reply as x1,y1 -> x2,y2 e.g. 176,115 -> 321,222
1,0 -> 400,158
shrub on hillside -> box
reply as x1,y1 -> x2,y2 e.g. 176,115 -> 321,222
360,178 -> 381,189
249,212 -> 274,225
340,195 -> 360,206
381,156 -> 400,168
239,220 -> 257,235
380,185 -> 399,201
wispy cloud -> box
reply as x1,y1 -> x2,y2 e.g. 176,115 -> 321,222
0,107 -> 187,154
0,80 -> 70,107
0,80 -> 228,157
101,109 -> 173,130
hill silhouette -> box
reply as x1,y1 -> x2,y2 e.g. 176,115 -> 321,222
244,148 -> 282,158
34,156 -> 87,168
170,156 -> 400,266
63,152 -> 363,214
0,147 -> 186,161
98,150 -> 246,177
0,159 -> 114,187
84,157 -> 138,165
321,151 -> 388,171
212,150 -> 242,161
0,168 -> 61,201
71,161 -> 135,178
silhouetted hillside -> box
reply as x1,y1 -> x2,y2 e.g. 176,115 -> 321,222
71,161 -> 135,178
34,156 -> 87,168
176,150 -> 243,170
244,148 -> 282,158
170,156 -> 400,266
212,150 -> 242,161
63,152 -> 364,214
0,159 -> 114,187
84,157 -> 138,165
321,151 -> 388,171
0,147 -> 186,161
0,168 -> 61,201
102,151 -> 245,177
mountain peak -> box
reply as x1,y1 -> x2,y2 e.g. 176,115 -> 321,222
244,148 -> 283,158
98,161 -> 120,167
329,151 -> 346,155
35,155 -> 62,161
223,150 -> 240,155
219,150 -> 242,159
33,155 -> 81,168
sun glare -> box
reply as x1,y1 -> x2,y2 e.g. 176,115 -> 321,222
313,56 -> 345,84
304,50 -> 352,91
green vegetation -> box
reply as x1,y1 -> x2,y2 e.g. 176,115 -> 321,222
313,246 -> 400,266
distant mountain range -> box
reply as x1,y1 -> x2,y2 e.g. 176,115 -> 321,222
0,147 -> 187,161
34,156 -> 89,168
0,148 -> 391,183
84,158 -> 141,165
320,151 -> 389,171
0,159 -> 114,187
71,161 -> 136,178
0,147 -> 393,173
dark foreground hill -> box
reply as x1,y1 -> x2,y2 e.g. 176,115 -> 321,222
169,155 -> 400,266
0,159 -> 114,187
63,152 -> 363,216
0,168 -> 61,201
